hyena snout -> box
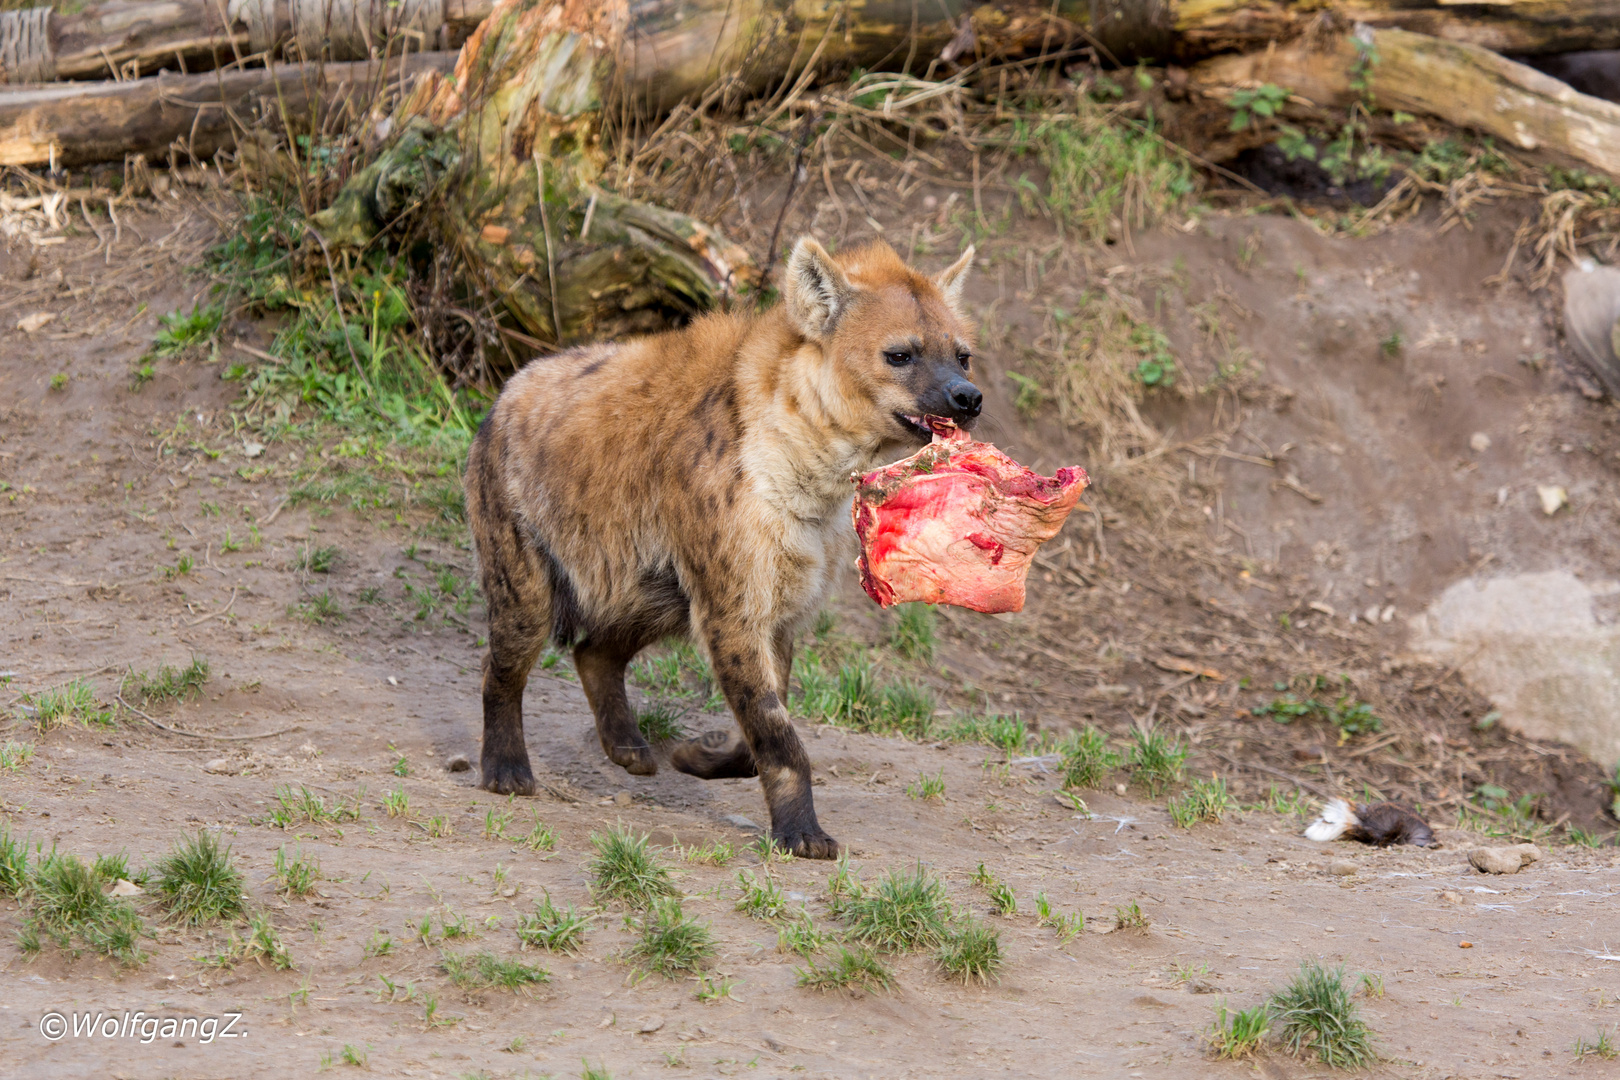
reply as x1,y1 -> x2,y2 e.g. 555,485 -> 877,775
942,376 -> 983,418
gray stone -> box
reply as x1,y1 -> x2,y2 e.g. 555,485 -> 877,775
1329,859 -> 1357,877
1468,843 -> 1542,875
722,814 -> 762,831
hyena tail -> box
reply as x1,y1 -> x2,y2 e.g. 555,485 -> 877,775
1305,798 -> 1357,842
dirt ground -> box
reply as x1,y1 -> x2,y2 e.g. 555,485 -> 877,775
3,174 -> 1620,1080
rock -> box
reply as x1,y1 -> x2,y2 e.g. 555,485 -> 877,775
1114,782 -> 1128,796
17,311 -> 56,333
1459,940 -> 1474,948
1188,979 -> 1219,994
1537,485 -> 1568,515
1439,890 -> 1463,905
638,1016 -> 665,1034
1468,843 -> 1542,875
497,882 -> 518,898
446,753 -> 471,773
1329,859 -> 1357,877
1470,432 -> 1491,453
108,879 -> 143,897
204,757 -> 232,774
242,441 -> 265,458
722,813 -> 762,831
614,791 -> 633,806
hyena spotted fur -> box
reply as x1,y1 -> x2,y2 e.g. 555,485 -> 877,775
464,235 -> 982,857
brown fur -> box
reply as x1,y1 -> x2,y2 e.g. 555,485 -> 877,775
464,237 -> 979,857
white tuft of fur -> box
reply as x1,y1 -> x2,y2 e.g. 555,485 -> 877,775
1305,798 -> 1357,842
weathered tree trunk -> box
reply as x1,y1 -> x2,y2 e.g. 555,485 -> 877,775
1189,27 -> 1620,179
0,0 -> 493,83
1097,0 -> 1620,63
0,51 -> 454,167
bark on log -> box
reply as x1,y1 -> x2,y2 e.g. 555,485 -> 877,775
0,50 -> 455,167
1190,27 -> 1620,179
0,0 -> 493,83
1099,0 -> 1620,63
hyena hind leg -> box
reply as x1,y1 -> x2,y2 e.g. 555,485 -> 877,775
574,641 -> 657,776
479,612 -> 547,797
670,729 -> 758,779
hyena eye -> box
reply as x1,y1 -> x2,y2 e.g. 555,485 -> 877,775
957,351 -> 972,369
884,351 -> 913,366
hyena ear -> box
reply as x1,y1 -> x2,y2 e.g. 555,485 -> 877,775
784,236 -> 856,341
935,245 -> 976,313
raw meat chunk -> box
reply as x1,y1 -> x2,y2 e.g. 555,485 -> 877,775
851,423 -> 1088,614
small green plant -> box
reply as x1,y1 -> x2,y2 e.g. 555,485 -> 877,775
1380,328 -> 1403,357
588,827 -> 677,909
1226,83 -> 1290,131
1058,725 -> 1120,789
49,373 -> 68,391
163,553 -> 195,579
515,891 -> 590,953
24,679 -> 114,730
987,880 -> 1017,917
1565,825 -> 1610,849
265,784 -> 361,829
1128,727 -> 1186,796
936,920 -> 1002,985
1573,1028 -> 1618,1061
0,740 -> 36,772
636,703 -> 687,743
735,870 -> 788,920
1207,999 -> 1272,1060
841,863 -> 951,952
128,656 -> 211,704
1359,973 -> 1385,999
153,830 -> 246,926
363,929 -> 395,958
906,770 -> 946,801
292,590 -> 344,625
391,753 -> 410,777
1268,961 -> 1376,1068
695,971 -> 740,1003
439,909 -> 475,939
382,786 -> 409,818
340,1043 -> 368,1068
1034,892 -> 1084,941
21,851 -> 147,965
0,826 -> 30,896
624,898 -> 714,979
521,812 -> 557,852
796,945 -> 893,993
149,302 -> 224,358
1169,776 -> 1238,829
889,603 -> 936,662
748,835 -> 794,864
1114,901 -> 1150,932
483,807 -> 512,840
1252,678 -> 1382,739
678,838 -> 734,866
273,845 -> 321,898
777,912 -> 831,957
1249,784 -> 1313,819
440,949 -> 550,993
581,1059 -> 613,1080
420,815 -> 453,838
1005,370 -> 1047,414
302,545 -> 339,573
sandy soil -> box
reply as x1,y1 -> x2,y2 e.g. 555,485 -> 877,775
2,187 -> 1619,1080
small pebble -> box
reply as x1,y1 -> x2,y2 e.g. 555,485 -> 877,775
723,813 -> 762,831
1329,859 -> 1357,877
446,753 -> 471,773
108,879 -> 143,897
1324,926 -> 1336,933
1469,432 -> 1491,453
204,757 -> 232,774
1440,890 -> 1463,905
1459,941 -> 1474,949
1115,783 -> 1128,796
638,1016 -> 665,1034
614,791 -> 633,806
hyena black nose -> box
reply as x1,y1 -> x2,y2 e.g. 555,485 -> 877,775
945,378 -> 983,418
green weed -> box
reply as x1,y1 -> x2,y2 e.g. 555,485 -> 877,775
986,880 -> 1017,917
637,703 -> 687,743
382,786 -> 409,818
1035,892 -> 1084,941
791,653 -> 935,738
906,770 -> 946,801
0,740 -> 36,772
520,812 -> 557,852
1169,776 -> 1238,829
678,839 -> 734,866
1268,961 -> 1376,1067
624,898 -> 714,979
795,946 -> 893,993
1574,1028 -> 1618,1061
841,864 -> 951,952
149,303 -> 224,359
440,949 -> 549,993
735,870 -> 788,920
153,830 -> 246,926
23,679 -> 114,730
777,912 -> 832,957
1058,725 -> 1120,789
0,826 -> 30,895
889,603 -> 936,662
1207,999 -> 1272,1060
363,929 -> 395,958
265,784 -> 362,828
127,655 -> 211,704
1114,901 -> 1150,932
515,890 -> 590,954
936,919 -> 1002,985
21,851 -> 147,965
291,590 -> 344,625
588,827 -> 676,909
694,971 -> 741,1003
1127,727 -> 1186,796
1038,98 -> 1197,244
273,845 -> 321,898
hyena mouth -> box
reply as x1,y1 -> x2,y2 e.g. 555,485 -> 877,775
895,413 -> 959,440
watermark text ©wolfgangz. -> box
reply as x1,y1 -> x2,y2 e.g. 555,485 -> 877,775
38,1010 -> 246,1043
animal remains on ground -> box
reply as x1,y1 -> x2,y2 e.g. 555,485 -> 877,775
1306,797 -> 1436,847
464,235 -> 982,857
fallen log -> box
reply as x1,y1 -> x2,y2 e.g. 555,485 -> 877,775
1189,27 -> 1620,180
1093,0 -> 1620,63
0,51 -> 455,168
0,0 -> 492,83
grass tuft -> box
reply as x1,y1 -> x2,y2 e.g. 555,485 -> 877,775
272,845 -> 321,898
153,830 -> 246,926
587,827 -> 677,909
23,678 -> 114,730
1128,726 -> 1187,796
734,870 -> 788,920
889,603 -> 936,662
677,838 -> 734,866
0,740 -> 36,773
127,656 -> 210,704
515,891 -> 589,954
440,949 -> 550,993
1059,725 -> 1120,789
1035,891 -> 1084,941
1169,776 -> 1238,829
1207,999 -> 1272,1060
795,945 -> 893,993
905,769 -> 946,801
1574,1028 -> 1618,1061
936,919 -> 1002,985
22,851 -> 147,964
636,703 -> 687,743
624,898 -> 714,979
1114,901 -> 1150,932
776,912 -> 832,957
840,863 -> 951,952
1267,961 -> 1376,1068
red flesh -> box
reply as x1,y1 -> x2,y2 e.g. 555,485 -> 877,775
851,420 -> 1089,614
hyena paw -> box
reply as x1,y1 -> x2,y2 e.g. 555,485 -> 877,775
775,828 -> 840,860
608,740 -> 658,777
479,756 -> 537,796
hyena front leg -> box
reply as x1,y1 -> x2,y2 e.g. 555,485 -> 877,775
574,641 -> 657,776
704,623 -> 836,859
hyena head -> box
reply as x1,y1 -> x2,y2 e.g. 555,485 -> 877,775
782,235 -> 980,452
